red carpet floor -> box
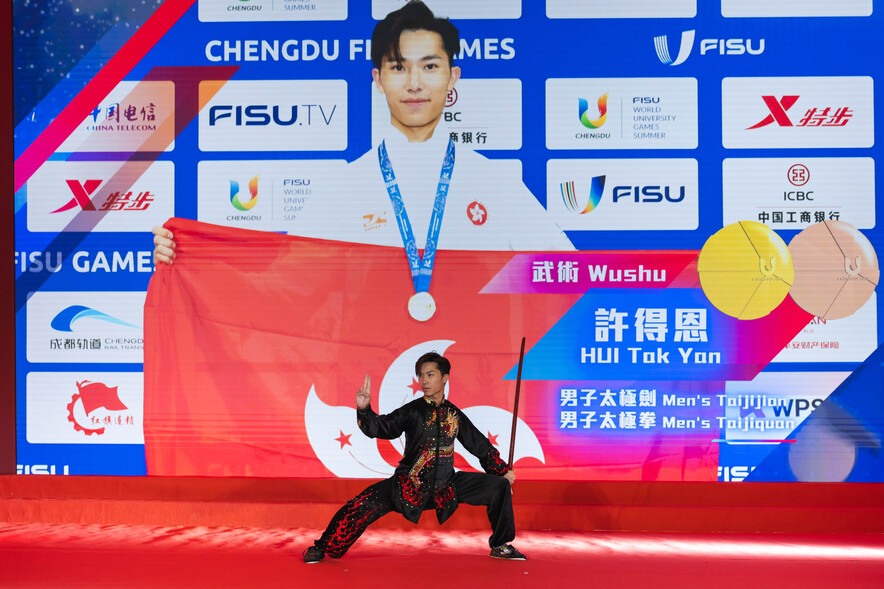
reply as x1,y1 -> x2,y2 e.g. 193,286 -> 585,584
2,523 -> 883,589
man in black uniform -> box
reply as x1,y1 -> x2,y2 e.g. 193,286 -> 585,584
302,352 -> 526,562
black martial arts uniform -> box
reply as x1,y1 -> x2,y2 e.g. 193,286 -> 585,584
312,395 -> 514,558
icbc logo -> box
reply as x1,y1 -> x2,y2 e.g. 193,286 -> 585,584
787,164 -> 809,187
445,88 -> 458,108
444,88 -> 462,122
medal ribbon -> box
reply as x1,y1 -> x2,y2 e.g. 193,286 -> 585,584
378,137 -> 455,293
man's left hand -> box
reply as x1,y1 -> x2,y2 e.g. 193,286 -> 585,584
504,470 -> 515,485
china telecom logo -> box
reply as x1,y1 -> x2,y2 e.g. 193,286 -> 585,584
561,176 -> 606,214
230,176 -> 259,211
654,30 -> 695,66
578,94 -> 608,129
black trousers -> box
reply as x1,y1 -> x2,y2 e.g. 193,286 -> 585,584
314,472 -> 515,558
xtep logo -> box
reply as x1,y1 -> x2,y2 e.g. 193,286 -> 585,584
579,94 -> 608,129
561,176 -> 606,214
50,179 -> 156,213
655,30 -> 764,65
748,96 -> 854,129
230,176 -> 259,211
52,180 -> 102,213
748,95 -> 799,129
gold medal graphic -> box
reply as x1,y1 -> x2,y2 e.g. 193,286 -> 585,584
698,221 -> 794,320
788,221 -> 879,320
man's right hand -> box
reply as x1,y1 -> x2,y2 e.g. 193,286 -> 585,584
152,225 -> 176,265
356,374 -> 371,410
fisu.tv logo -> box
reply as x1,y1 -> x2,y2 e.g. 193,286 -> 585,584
654,30 -> 764,66
230,176 -> 259,211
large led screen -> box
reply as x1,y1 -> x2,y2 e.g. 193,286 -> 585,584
13,0 -> 883,482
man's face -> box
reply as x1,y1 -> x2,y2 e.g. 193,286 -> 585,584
372,29 -> 461,141
418,361 -> 449,398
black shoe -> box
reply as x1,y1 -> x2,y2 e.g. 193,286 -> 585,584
490,544 -> 527,560
302,545 -> 325,564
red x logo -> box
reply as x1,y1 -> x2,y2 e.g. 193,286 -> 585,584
747,95 -> 800,129
51,180 -> 103,213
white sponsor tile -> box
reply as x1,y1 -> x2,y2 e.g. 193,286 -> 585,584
26,161 -> 175,233
722,0 -> 872,17
371,79 -> 522,150
27,292 -> 146,364
546,78 -> 698,150
547,0 -> 696,18
723,158 -> 875,229
199,80 -> 347,152
722,77 -> 874,149
723,372 -> 850,442
57,81 -> 175,153
26,372 -> 144,444
199,0 -> 347,21
546,159 -> 698,230
372,0 -> 521,19
197,160 -> 346,232
772,294 -> 877,363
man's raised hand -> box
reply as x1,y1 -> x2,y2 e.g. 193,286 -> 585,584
356,374 -> 371,410
152,224 -> 176,265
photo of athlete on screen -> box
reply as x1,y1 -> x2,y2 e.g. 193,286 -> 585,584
152,0 -> 573,265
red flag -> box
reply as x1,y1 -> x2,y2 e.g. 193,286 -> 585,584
143,219 -> 579,478
77,380 -> 128,415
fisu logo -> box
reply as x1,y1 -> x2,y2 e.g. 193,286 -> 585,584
654,30 -> 695,66
561,176 -> 606,214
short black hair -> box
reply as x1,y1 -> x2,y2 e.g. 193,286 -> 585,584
415,352 -> 451,377
371,0 -> 460,69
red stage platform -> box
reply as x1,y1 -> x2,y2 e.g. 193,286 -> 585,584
2,477 -> 883,588
2,476 -> 884,533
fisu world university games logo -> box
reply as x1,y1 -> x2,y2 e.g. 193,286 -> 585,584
578,94 -> 608,129
561,176 -> 606,214
230,176 -> 259,211
655,30 -> 764,65
654,30 -> 696,66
